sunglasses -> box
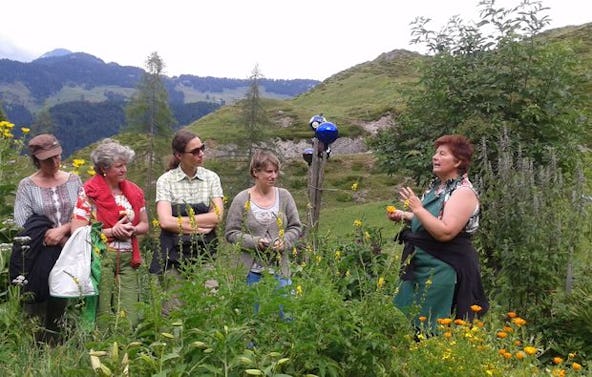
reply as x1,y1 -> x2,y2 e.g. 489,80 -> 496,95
183,144 -> 206,155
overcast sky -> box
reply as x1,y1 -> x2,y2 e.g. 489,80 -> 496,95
1,0 -> 589,81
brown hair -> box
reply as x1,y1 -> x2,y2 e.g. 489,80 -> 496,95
249,149 -> 280,178
434,134 -> 474,175
167,130 -> 199,170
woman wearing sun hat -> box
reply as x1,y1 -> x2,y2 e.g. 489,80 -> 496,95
11,133 -> 82,344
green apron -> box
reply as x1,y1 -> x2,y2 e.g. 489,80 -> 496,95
393,188 -> 456,330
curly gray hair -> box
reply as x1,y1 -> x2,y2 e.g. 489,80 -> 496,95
90,138 -> 135,174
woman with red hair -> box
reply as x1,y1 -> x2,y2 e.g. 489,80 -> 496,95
387,135 -> 488,331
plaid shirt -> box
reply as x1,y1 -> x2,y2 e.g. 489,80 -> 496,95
155,165 -> 223,206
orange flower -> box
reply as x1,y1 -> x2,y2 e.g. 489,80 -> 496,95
515,351 -> 526,360
572,362 -> 582,371
507,311 -> 517,318
553,357 -> 564,365
386,205 -> 396,214
496,331 -> 508,339
470,305 -> 482,313
437,318 -> 453,326
511,317 -> 527,327
418,316 -> 427,322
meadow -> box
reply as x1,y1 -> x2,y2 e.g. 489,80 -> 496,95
1,123 -> 590,377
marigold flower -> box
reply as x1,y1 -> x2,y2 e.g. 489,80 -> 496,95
502,351 -> 512,359
386,205 -> 396,214
515,351 -> 526,360
470,305 -> 482,313
511,317 -> 527,327
437,318 -> 453,326
552,369 -> 566,377
524,346 -> 537,355
572,362 -> 582,371
503,326 -> 513,333
443,331 -> 452,338
454,319 -> 466,326
498,348 -> 507,356
514,340 -> 522,346
507,311 -> 517,318
553,357 -> 564,365
496,331 -> 508,339
418,316 -> 427,322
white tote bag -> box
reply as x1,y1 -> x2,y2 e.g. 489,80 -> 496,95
49,225 -> 97,297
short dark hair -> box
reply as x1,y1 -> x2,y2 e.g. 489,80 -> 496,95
434,134 -> 474,175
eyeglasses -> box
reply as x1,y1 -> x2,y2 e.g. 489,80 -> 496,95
184,144 -> 206,155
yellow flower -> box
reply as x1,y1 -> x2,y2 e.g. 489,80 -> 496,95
151,218 -> 160,228
244,200 -> 251,211
572,362 -> 582,371
351,182 -> 359,191
353,219 -> 362,228
386,205 -> 396,214
443,331 -> 452,338
403,199 -> 410,209
213,202 -> 221,218
72,159 -> 86,168
295,285 -> 303,296
315,255 -> 322,263
100,233 -> 108,243
363,231 -> 370,241
523,346 -> 537,356
334,250 -> 341,260
21,127 -> 30,134
552,369 -> 566,377
503,326 -> 513,333
276,216 -> 283,228
377,276 -> 385,289
553,357 -> 564,365
87,167 -> 96,176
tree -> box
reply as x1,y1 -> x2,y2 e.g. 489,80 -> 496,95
125,52 -> 176,201
368,0 -> 590,184
239,64 -> 269,162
